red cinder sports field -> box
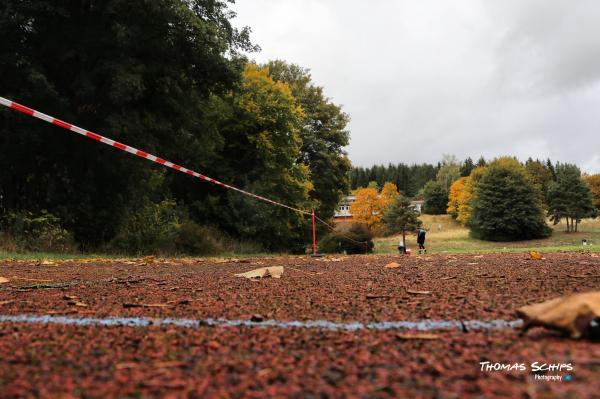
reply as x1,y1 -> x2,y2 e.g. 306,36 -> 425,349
1,252 -> 599,398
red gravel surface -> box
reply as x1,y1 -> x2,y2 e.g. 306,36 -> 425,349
1,252 -> 599,398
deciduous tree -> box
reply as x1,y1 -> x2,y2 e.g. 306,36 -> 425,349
379,182 -> 400,212
266,61 -> 351,220
349,187 -> 382,230
583,174 -> 600,210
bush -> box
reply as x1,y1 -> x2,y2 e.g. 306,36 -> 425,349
0,211 -> 76,252
175,221 -> 224,255
112,200 -> 179,255
318,223 -> 374,254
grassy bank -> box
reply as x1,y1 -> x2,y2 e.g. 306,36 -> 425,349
374,214 -> 600,254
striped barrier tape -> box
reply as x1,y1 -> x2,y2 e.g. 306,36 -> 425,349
0,96 -> 311,216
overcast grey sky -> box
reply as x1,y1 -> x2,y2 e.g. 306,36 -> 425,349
232,0 -> 600,172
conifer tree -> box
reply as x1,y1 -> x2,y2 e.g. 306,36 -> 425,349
547,164 -> 596,232
469,158 -> 551,241
383,196 -> 422,247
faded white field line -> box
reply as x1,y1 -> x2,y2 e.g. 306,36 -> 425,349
0,314 -> 523,331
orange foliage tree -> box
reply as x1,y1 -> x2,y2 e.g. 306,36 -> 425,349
349,187 -> 382,230
350,182 -> 399,232
583,174 -> 600,209
379,182 -> 400,212
447,177 -> 468,218
446,167 -> 486,225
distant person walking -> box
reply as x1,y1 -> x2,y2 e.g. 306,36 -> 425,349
417,228 -> 427,254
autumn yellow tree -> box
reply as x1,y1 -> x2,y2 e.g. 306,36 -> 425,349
350,187 -> 383,230
583,174 -> 600,209
447,177 -> 468,218
379,182 -> 400,212
445,167 -> 486,225
350,182 -> 400,233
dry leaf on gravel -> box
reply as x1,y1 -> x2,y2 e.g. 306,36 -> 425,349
38,260 -> 57,266
384,262 -> 400,269
123,303 -> 172,308
517,291 -> 600,339
67,301 -> 88,307
115,362 -> 139,370
407,289 -> 431,295
396,333 -> 440,340
0,300 -> 15,306
234,266 -> 284,279
529,251 -> 543,260
0,276 -> 9,284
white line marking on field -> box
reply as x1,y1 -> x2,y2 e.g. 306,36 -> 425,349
0,314 -> 523,331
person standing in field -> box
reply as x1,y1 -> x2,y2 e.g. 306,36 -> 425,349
417,228 -> 427,254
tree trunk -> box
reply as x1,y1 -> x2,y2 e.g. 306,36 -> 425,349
566,217 -> 571,232
402,228 -> 406,254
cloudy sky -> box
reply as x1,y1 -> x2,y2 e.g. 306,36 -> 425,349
232,0 -> 600,172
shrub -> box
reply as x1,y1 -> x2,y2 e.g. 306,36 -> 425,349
112,200 -> 179,255
175,221 -> 224,255
318,223 -> 374,254
0,211 -> 76,252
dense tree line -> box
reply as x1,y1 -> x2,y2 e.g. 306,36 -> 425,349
0,0 -> 350,253
349,163 -> 438,196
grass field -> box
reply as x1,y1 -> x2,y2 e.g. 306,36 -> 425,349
375,214 -> 600,254
2,215 -> 599,260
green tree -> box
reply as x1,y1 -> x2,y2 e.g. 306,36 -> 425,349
547,164 -> 596,232
0,0 -> 253,247
205,64 -> 312,251
460,157 -> 475,177
524,158 -> 553,205
436,154 -> 460,191
266,61 -> 351,220
382,196 -> 422,248
469,157 -> 551,241
422,180 -> 448,214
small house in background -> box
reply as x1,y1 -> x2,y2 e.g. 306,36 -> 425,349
333,195 -> 423,222
334,195 -> 355,221
411,199 -> 424,214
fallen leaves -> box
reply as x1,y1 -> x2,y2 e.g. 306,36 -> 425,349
406,289 -> 431,295
234,266 -> 284,279
384,262 -> 400,269
37,260 -> 58,266
122,299 -> 191,309
0,300 -> 14,306
517,291 -> 600,339
68,301 -> 89,308
396,333 -> 440,340
288,267 -> 324,276
0,276 -> 9,284
529,251 -> 543,260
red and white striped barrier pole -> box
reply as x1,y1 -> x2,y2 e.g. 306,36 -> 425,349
312,209 -> 317,256
0,96 -> 311,217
